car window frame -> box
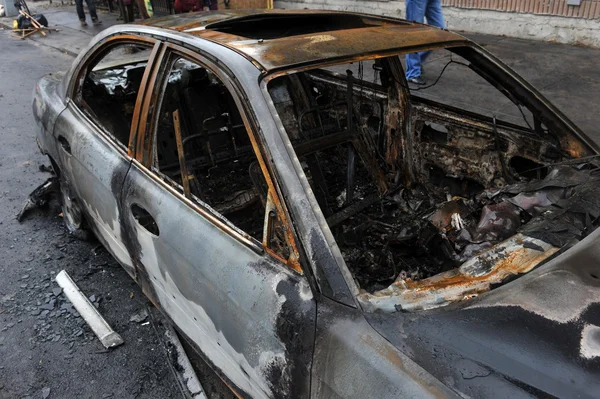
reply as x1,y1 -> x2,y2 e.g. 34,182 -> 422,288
136,41 -> 303,274
67,34 -> 161,156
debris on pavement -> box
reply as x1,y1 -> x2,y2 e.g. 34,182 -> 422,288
129,309 -> 149,323
55,270 -> 124,349
11,1 -> 58,40
16,177 -> 58,222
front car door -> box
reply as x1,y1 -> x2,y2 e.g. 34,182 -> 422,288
55,36 -> 160,275
119,43 -> 316,398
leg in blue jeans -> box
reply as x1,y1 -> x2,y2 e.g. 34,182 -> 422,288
405,0 -> 445,79
85,0 -> 99,21
75,0 -> 86,21
405,0 -> 426,79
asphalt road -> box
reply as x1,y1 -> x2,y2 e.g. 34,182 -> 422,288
0,32 -> 182,399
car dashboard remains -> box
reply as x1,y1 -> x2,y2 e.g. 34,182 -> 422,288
268,54 -> 600,311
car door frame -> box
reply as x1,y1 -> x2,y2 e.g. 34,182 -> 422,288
65,34 -> 162,157
59,34 -> 162,274
133,41 -> 306,275
125,40 -> 318,398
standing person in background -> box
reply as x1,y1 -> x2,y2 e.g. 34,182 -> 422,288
174,0 -> 201,12
121,0 -> 134,22
118,0 -> 149,22
135,0 -> 151,19
174,0 -> 217,12
76,0 -> 102,26
404,0 -> 444,85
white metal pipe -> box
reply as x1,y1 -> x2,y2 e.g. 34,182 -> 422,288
55,270 -> 124,349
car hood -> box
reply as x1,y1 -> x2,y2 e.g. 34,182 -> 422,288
365,227 -> 600,398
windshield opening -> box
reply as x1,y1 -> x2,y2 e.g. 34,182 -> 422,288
267,48 -> 599,311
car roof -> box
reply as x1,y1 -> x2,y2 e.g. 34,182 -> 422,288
141,10 -> 469,72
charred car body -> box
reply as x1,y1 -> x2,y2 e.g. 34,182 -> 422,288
32,10 -> 600,398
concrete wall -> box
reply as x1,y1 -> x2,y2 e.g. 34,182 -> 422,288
275,0 -> 600,47
0,0 -> 18,17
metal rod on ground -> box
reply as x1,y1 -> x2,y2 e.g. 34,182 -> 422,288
55,270 -> 124,349
165,326 -> 207,399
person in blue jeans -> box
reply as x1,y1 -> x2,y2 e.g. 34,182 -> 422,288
405,0 -> 445,85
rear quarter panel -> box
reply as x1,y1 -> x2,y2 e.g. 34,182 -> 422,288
32,72 -> 67,160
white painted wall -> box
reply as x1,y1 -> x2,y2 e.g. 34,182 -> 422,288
276,0 -> 600,48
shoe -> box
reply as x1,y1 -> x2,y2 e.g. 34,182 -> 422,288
92,19 -> 102,25
408,76 -> 426,85
80,20 -> 87,26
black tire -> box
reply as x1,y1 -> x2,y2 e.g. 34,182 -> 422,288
59,175 -> 91,241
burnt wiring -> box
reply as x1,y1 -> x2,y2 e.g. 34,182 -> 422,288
396,58 -> 538,132
493,116 -> 517,184
516,103 -> 535,132
401,59 -> 470,91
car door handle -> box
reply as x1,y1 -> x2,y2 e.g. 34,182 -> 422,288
131,204 -> 160,236
58,135 -> 71,154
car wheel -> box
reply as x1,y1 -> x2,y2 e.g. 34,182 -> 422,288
59,175 -> 91,241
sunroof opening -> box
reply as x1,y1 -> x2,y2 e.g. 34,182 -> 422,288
205,13 -> 387,40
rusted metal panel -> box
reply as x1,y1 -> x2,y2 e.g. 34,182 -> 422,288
172,109 -> 192,197
128,41 -> 162,157
205,25 -> 466,73
358,234 -> 559,312
137,10 -> 469,72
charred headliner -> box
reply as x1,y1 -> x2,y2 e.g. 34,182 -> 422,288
140,10 -> 469,71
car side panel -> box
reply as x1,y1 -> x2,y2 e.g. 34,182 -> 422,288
33,73 -> 67,162
52,104 -> 134,274
117,160 -> 316,399
311,297 -> 459,399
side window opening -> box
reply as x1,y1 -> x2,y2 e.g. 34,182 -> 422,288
403,48 -> 537,130
76,43 -> 153,147
154,56 -> 296,267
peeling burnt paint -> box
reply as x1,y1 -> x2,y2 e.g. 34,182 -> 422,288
114,159 -> 316,398
367,282 -> 600,398
110,162 -> 162,306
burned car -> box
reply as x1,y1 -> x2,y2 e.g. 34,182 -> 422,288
32,10 -> 600,398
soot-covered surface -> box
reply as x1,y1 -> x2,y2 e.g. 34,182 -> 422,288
332,162 -> 600,293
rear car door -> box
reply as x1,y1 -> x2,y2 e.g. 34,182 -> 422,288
55,37 -> 159,274
119,45 -> 316,398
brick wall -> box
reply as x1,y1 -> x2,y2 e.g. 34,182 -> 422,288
225,0 -> 269,8
442,0 -> 600,19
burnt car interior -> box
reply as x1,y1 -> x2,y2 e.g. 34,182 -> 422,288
153,57 -> 268,241
268,48 -> 600,310
79,44 -> 152,147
